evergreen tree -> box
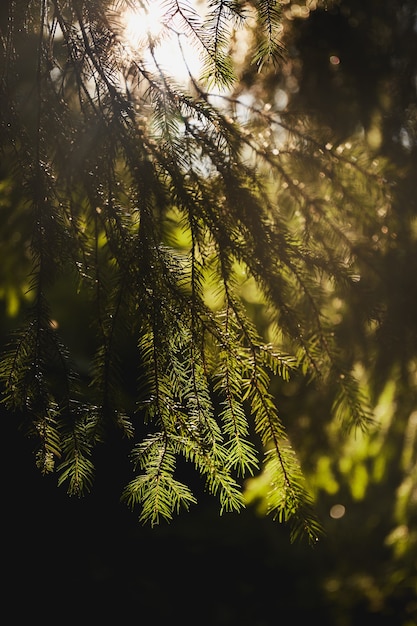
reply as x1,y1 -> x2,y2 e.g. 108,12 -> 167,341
0,0 -> 390,541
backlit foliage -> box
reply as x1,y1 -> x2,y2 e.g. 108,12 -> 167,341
0,0 -> 390,540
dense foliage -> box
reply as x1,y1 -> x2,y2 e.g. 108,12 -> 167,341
2,1 -> 417,624
0,0 -> 416,587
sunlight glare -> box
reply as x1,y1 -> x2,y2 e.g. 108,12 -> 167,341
123,1 -> 165,43
119,1 -> 203,86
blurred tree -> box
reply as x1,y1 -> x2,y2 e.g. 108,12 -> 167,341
239,2 -> 417,623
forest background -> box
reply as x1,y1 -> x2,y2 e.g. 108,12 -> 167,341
1,1 -> 417,624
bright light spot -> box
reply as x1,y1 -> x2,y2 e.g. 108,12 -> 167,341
118,1 -> 203,86
288,4 -> 310,18
329,55 -> 340,65
274,88 -> 289,111
329,504 -> 346,519
123,2 -> 165,43
367,125 -> 383,150
399,127 -> 412,151
232,91 -> 256,123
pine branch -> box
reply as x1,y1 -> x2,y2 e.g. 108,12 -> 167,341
122,434 -> 197,525
261,447 -> 323,544
0,0 -> 389,539
252,0 -> 285,70
57,403 -> 102,495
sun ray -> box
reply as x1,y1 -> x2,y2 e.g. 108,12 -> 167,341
118,0 -> 203,86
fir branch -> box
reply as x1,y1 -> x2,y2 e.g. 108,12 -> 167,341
214,307 -> 260,477
122,434 -> 197,525
174,432 -> 246,514
0,0 -> 388,540
332,370 -> 374,433
57,403 -> 101,495
33,402 -> 62,475
252,0 -> 285,70
261,447 -> 323,544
